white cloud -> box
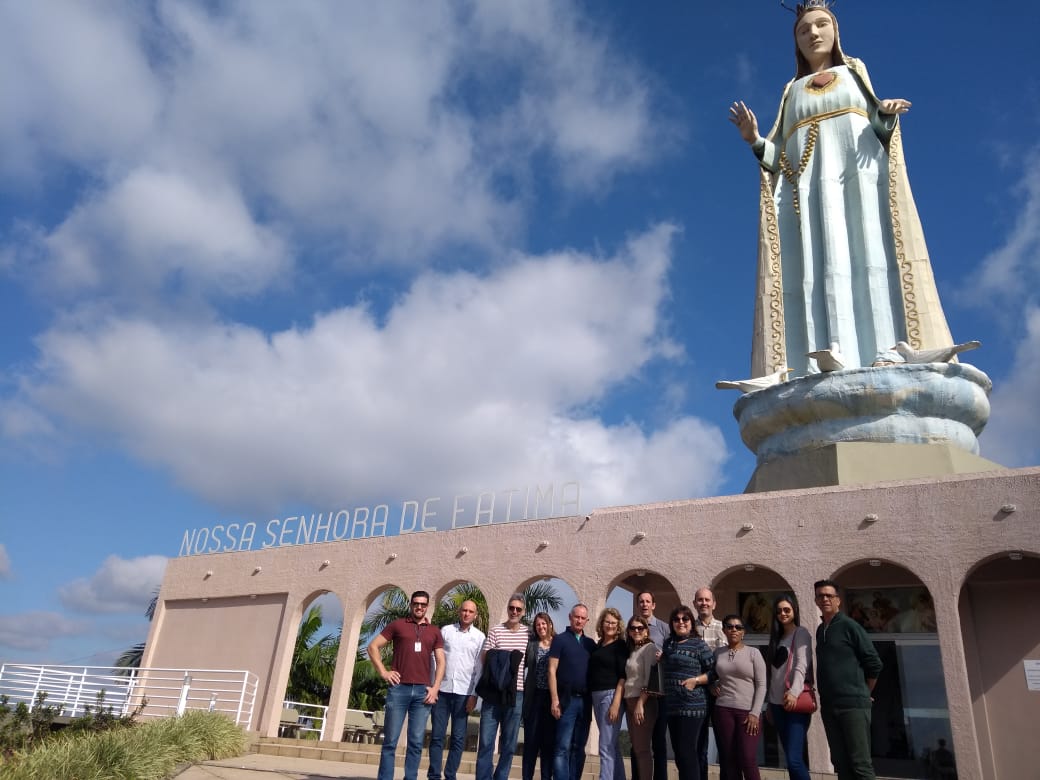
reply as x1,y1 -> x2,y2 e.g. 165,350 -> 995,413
58,555 -> 167,615
42,166 -> 289,297
0,544 -> 11,580
4,1 -> 667,295
979,305 -> 1040,467
18,225 -> 727,513
0,611 -> 88,652
965,150 -> 1040,311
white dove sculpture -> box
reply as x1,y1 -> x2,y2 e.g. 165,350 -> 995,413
893,340 -> 981,364
807,342 -> 845,372
715,367 -> 791,394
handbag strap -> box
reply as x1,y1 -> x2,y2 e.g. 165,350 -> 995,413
783,638 -> 796,690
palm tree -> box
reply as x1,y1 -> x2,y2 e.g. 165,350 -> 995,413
285,605 -> 338,705
115,590 -> 159,672
521,581 -> 564,624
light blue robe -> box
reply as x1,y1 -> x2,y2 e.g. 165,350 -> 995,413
754,65 -> 905,376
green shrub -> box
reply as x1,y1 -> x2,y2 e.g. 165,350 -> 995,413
0,710 -> 246,780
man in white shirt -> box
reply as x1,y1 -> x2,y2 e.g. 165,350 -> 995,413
428,600 -> 486,780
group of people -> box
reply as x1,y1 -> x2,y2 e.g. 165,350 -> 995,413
366,581 -> 883,780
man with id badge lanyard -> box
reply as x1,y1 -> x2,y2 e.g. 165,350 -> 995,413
369,590 -> 446,780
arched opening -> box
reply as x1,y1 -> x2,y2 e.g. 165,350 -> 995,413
713,565 -> 797,772
282,589 -> 344,740
606,569 -> 682,628
958,551 -> 1040,780
832,560 -> 946,779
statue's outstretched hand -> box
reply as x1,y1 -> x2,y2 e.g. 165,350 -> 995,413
729,101 -> 759,145
878,98 -> 911,115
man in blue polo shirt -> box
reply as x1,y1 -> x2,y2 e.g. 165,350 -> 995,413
548,603 -> 596,780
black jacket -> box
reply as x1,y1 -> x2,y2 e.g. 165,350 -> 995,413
476,649 -> 523,707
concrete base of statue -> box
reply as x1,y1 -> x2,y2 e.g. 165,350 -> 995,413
733,362 -> 997,491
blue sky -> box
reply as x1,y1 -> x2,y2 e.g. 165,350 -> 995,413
2,1 -> 1039,665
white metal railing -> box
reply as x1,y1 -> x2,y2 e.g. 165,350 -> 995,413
281,699 -> 329,740
0,664 -> 258,729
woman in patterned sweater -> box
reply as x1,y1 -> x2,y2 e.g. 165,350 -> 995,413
662,604 -> 717,780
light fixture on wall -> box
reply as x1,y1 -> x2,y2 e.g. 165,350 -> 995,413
320,560 -> 330,569
459,546 -> 468,554
1001,503 -> 1017,514
868,559 -> 882,567
636,569 -> 646,577
741,522 -> 754,532
201,597 -> 208,603
863,514 -> 879,524
204,571 -> 212,579
537,540 -> 550,551
1009,551 -> 1024,561
388,553 -> 398,560
252,566 -> 262,574
743,563 -> 755,572
633,531 -> 647,541
249,594 -> 257,599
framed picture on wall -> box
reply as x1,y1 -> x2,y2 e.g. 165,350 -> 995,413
844,586 -> 936,633
737,590 -> 790,633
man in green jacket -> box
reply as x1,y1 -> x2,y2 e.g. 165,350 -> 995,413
814,579 -> 883,780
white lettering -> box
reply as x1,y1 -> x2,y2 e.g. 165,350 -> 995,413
332,510 -> 350,540
503,488 -> 521,522
314,512 -> 332,543
296,514 -> 315,545
534,484 -> 554,518
420,497 -> 440,531
370,504 -> 389,537
193,527 -> 211,555
351,507 -> 369,539
452,495 -> 471,529
476,492 -> 495,525
209,525 -> 224,553
279,517 -> 297,546
240,522 -> 256,550
224,523 -> 240,551
262,519 -> 279,548
400,501 -> 419,533
560,482 -> 580,515
180,529 -> 198,557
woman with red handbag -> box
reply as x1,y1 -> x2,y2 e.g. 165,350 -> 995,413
765,595 -> 815,780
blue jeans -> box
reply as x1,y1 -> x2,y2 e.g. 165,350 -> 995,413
770,704 -> 811,780
553,694 -> 591,780
476,691 -> 524,780
378,684 -> 432,780
591,689 -> 626,780
428,692 -> 470,780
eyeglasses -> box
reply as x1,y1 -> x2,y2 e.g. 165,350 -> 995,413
723,624 -> 745,631
776,607 -> 793,614
507,606 -> 524,613
672,615 -> 692,623
628,626 -> 647,633
411,601 -> 429,608
815,593 -> 839,601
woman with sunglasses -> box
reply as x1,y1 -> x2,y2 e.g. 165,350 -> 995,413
662,604 -> 717,780
712,615 -> 766,780
623,616 -> 658,780
765,595 -> 813,780
588,607 -> 629,780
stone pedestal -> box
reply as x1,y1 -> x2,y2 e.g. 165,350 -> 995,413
732,362 -> 997,491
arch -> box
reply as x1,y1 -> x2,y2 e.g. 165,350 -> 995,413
957,552 -> 1040,779
829,559 -> 950,778
604,568 -> 682,627
713,563 -> 795,636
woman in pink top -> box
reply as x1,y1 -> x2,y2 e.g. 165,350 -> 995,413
712,614 -> 766,780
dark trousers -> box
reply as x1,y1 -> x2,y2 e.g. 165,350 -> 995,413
698,698 -> 713,780
821,706 -> 875,780
668,714 -> 707,780
712,704 -> 761,780
522,688 -> 556,780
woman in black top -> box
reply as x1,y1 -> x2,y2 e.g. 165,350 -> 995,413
522,612 -> 556,780
588,607 -> 629,780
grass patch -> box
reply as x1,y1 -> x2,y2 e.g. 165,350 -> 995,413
0,710 -> 246,780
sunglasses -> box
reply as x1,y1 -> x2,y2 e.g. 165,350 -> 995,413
628,625 -> 647,632
507,606 -> 524,613
723,624 -> 745,631
672,615 -> 692,623
776,607 -> 794,614
411,601 -> 429,607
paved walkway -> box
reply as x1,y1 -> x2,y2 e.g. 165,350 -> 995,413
172,753 -> 381,780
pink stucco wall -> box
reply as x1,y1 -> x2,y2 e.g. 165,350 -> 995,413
145,467 -> 1040,780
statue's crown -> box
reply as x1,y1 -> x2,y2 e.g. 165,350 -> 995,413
780,0 -> 835,15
